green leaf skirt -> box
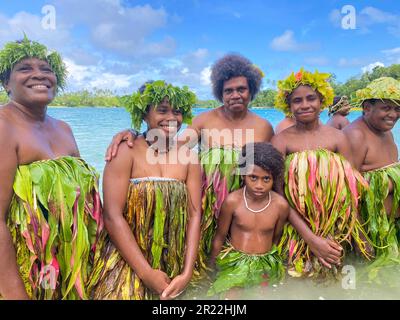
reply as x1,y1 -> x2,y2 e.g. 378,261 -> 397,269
361,163 -> 400,270
207,243 -> 284,296
87,178 -> 188,300
7,156 -> 103,300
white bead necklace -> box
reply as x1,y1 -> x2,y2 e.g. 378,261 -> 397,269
243,186 -> 271,213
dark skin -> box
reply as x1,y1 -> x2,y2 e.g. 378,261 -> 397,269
271,85 -> 353,268
102,100 -> 201,300
275,116 -> 295,134
210,165 -> 289,266
105,76 -> 274,160
326,105 -> 351,130
343,99 -> 400,217
0,58 -> 79,299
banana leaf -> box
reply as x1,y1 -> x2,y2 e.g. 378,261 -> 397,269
88,179 -> 188,300
360,162 -> 400,280
279,149 -> 371,279
207,244 -> 284,297
7,156 -> 103,300
197,147 -> 241,274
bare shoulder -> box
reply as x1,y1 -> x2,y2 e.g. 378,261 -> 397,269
249,111 -> 273,131
48,116 -> 74,134
223,188 -> 243,208
0,108 -> 16,138
343,119 -> 366,140
272,191 -> 289,210
191,108 -> 219,128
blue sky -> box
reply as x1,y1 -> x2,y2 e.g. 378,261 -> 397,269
1,0 -> 399,99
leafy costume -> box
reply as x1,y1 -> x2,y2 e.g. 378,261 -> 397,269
198,147 -> 241,271
88,178 -> 189,300
7,156 -> 103,300
362,164 -> 400,260
278,149 -> 371,278
207,243 -> 284,296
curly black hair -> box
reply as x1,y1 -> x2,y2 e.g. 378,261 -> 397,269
210,54 -> 262,102
239,142 -> 284,191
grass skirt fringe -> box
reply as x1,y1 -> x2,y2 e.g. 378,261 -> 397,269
88,179 -> 188,300
360,163 -> 400,276
198,148 -> 241,272
279,149 -> 371,278
7,156 -> 103,300
207,243 -> 284,296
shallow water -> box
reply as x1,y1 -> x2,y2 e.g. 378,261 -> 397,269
48,107 -> 400,300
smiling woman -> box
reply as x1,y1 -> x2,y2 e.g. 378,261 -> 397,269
0,36 -> 103,300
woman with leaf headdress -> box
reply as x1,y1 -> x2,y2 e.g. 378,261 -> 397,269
87,81 -> 201,300
344,77 -> 400,275
272,69 -> 372,278
0,36 -> 103,299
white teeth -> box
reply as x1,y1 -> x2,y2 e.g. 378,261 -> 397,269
31,85 -> 47,89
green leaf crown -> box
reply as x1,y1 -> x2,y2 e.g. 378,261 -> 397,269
123,80 -> 196,130
352,77 -> 400,107
0,34 -> 67,91
275,68 -> 334,116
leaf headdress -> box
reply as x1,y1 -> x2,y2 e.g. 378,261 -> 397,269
352,77 -> 400,108
275,68 -> 334,116
0,34 -> 67,91
123,80 -> 196,130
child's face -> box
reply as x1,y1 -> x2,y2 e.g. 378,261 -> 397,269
244,165 -> 273,197
289,85 -> 321,123
144,97 -> 183,138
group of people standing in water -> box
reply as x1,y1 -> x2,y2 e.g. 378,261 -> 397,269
0,36 -> 399,300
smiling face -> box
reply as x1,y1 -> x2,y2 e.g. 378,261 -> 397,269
243,164 -> 273,199
288,85 -> 322,124
363,99 -> 400,132
144,97 -> 183,139
4,57 -> 57,107
222,76 -> 251,113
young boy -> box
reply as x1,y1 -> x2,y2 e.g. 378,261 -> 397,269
208,143 -> 289,297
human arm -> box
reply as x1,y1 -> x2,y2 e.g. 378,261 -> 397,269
335,130 -> 355,167
287,208 -> 341,268
209,196 -> 235,267
104,129 -> 139,161
343,127 -> 367,171
272,198 -> 289,245
102,144 -> 170,294
0,121 -> 29,299
161,152 -> 202,299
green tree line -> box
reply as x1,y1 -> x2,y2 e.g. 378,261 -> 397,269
1,64 -> 399,108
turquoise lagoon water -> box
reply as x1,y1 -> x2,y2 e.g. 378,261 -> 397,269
48,107 -> 400,176
47,107 -> 400,300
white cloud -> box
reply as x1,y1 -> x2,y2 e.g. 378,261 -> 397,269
200,67 -> 211,86
361,61 -> 384,73
270,30 -> 317,52
64,58 -> 132,92
330,6 -> 400,37
360,7 -> 396,24
0,12 -> 71,49
53,0 -> 175,58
